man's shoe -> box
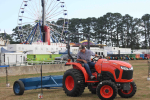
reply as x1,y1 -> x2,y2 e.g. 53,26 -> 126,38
90,76 -> 95,80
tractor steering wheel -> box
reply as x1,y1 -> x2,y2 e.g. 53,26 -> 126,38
91,56 -> 101,62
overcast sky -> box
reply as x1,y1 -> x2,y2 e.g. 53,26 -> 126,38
0,0 -> 150,34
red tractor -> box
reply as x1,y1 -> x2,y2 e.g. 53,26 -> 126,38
63,33 -> 136,100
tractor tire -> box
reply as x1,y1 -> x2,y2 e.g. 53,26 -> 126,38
118,82 -> 136,98
96,81 -> 117,100
63,69 -> 85,97
88,85 -> 97,94
13,80 -> 25,95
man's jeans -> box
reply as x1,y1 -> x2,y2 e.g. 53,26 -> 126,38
84,62 -> 95,77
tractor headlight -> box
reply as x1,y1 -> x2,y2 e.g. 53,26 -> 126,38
120,66 -> 128,70
120,66 -> 133,70
130,66 -> 133,70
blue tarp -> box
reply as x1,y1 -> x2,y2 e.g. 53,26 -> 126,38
1,47 -> 15,53
0,65 -> 9,68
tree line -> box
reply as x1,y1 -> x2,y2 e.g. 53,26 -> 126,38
68,13 -> 150,49
1,12 -> 150,49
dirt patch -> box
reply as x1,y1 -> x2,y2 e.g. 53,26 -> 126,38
146,85 -> 150,88
141,76 -> 148,78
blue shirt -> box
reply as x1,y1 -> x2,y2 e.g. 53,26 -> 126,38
77,49 -> 95,62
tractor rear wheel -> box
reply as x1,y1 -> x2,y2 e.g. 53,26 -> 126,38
96,81 -> 117,100
118,82 -> 136,98
63,69 -> 85,97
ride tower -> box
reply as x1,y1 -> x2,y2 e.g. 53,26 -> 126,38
17,0 -> 69,45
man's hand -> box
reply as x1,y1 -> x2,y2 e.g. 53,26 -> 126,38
82,60 -> 87,63
95,54 -> 98,57
77,59 -> 87,63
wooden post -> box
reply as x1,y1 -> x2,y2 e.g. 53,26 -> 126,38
147,61 -> 150,81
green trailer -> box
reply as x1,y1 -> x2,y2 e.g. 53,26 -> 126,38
129,54 -> 136,60
27,54 -> 62,63
132,54 -> 136,60
128,54 -> 132,59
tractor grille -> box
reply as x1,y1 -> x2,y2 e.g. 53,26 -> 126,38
122,70 -> 133,80
115,69 -> 120,79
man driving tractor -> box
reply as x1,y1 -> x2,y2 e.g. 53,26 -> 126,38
77,45 -> 98,80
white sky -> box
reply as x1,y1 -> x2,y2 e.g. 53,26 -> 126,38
0,0 -> 150,34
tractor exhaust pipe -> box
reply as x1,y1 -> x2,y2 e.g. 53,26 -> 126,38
67,33 -> 90,62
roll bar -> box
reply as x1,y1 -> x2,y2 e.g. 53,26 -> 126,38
67,33 -> 90,62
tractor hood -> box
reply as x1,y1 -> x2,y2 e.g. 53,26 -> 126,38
108,60 -> 132,68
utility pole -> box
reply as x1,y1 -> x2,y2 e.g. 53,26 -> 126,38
4,30 -> 6,46
38,1 -> 45,99
75,29 -> 79,43
41,0 -> 46,42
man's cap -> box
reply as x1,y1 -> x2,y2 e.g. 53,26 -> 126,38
79,45 -> 85,50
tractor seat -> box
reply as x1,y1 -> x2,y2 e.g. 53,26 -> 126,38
76,61 -> 96,72
90,67 -> 95,70
90,67 -> 96,72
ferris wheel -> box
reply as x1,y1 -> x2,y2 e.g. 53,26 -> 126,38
17,0 -> 69,44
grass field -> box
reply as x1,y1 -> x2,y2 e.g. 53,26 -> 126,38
0,60 -> 150,100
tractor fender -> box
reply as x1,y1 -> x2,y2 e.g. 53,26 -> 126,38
65,62 -> 89,82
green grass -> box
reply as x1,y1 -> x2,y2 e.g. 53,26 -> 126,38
0,60 -> 150,100
132,64 -> 148,66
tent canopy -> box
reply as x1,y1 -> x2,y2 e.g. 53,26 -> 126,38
1,47 -> 15,53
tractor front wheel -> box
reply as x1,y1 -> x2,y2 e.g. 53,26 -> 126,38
63,69 -> 85,97
96,81 -> 117,100
118,82 -> 136,98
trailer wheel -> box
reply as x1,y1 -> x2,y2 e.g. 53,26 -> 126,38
13,80 -> 25,95
63,69 -> 85,97
96,81 -> 117,100
118,82 -> 136,98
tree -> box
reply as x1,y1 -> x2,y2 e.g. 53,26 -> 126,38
93,17 -> 106,44
103,13 -> 115,46
0,33 -> 15,44
12,24 -> 35,44
68,18 -> 81,43
112,13 -> 123,47
140,14 -> 150,48
12,26 -> 21,43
